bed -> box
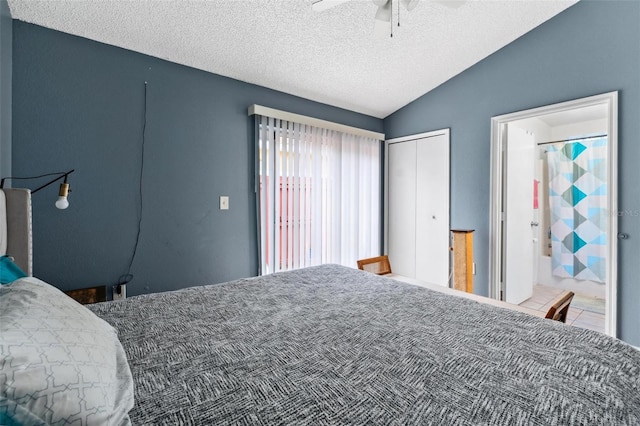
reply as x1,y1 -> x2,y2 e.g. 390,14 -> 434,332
2,190 -> 640,425
4,266 -> 640,425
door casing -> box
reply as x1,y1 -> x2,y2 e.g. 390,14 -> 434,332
489,91 -> 618,337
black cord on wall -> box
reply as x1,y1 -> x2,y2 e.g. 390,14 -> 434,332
117,81 -> 147,291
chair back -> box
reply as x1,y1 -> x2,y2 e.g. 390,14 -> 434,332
357,255 -> 392,275
545,291 -> 575,323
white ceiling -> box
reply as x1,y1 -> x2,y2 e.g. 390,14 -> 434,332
8,0 -> 578,119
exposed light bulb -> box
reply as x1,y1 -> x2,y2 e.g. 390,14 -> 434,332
55,196 -> 69,210
55,182 -> 70,209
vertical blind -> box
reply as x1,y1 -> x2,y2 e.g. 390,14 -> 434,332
257,115 -> 381,275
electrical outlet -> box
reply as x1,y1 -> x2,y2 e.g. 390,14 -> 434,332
113,284 -> 127,301
220,196 -> 229,210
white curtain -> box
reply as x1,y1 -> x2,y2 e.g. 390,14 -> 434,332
257,115 -> 380,275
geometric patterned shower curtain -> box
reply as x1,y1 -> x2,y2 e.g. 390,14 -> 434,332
547,137 -> 607,283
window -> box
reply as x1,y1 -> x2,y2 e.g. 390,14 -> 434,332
257,115 -> 381,274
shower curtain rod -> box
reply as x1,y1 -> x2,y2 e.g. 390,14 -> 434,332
536,134 -> 607,146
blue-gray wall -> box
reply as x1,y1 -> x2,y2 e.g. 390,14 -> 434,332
11,21 -> 382,296
0,0 -> 10,177
11,2 -> 640,345
384,0 -> 640,345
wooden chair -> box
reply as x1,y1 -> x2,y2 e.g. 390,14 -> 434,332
357,255 -> 392,275
545,291 -> 575,323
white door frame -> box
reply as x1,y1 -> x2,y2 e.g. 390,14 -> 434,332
384,128 -> 451,278
489,91 -> 618,337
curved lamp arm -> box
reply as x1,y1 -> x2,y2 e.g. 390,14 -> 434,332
0,169 -> 75,209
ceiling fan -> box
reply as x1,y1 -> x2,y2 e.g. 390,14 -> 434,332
312,0 -> 417,13
312,0 -> 466,36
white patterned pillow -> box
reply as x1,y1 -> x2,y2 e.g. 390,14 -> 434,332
0,277 -> 134,425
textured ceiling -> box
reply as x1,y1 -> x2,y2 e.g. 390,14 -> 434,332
8,0 -> 578,119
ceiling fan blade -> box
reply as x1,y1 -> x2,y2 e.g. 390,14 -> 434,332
373,0 -> 392,38
401,0 -> 419,11
311,0 -> 352,12
374,0 -> 392,22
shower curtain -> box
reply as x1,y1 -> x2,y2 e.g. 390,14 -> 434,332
547,137 -> 607,283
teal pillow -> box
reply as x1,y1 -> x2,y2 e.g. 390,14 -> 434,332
0,256 -> 27,284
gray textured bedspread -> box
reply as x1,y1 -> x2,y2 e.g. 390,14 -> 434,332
88,264 -> 640,425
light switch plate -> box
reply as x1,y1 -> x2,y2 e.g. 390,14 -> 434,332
220,196 -> 229,210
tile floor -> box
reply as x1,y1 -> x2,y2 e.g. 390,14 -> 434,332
518,284 -> 605,333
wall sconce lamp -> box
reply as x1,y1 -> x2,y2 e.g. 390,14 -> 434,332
0,169 -> 75,210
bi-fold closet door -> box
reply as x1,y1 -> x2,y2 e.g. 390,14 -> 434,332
385,130 -> 450,286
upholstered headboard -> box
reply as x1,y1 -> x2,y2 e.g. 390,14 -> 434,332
0,189 -> 33,275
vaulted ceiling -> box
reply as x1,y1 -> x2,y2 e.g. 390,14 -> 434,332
8,0 -> 578,118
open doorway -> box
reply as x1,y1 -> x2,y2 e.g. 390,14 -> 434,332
489,92 -> 618,337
